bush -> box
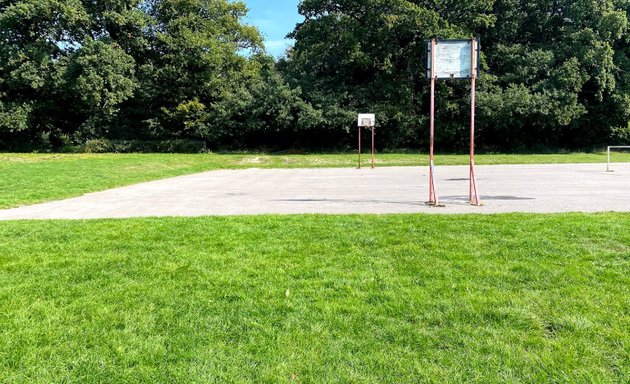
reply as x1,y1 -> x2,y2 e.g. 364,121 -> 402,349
81,139 -> 206,154
83,139 -> 116,153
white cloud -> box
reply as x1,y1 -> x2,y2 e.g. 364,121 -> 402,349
265,39 -> 294,57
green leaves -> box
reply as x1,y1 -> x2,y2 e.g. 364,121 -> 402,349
0,0 -> 273,148
283,0 -> 630,150
72,39 -> 137,116
480,0 -> 630,147
0,101 -> 32,133
0,0 -> 628,150
68,38 -> 137,136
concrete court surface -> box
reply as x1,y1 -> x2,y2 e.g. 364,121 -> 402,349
0,163 -> 629,220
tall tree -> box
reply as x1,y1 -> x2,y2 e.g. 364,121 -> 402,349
136,0 -> 264,144
282,0 -> 495,148
0,0 -> 278,149
478,0 -> 629,148
284,0 -> 629,150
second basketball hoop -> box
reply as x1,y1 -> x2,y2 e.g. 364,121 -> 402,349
357,114 -> 376,169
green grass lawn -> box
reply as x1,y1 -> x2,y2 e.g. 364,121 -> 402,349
0,213 -> 627,383
1,152 -> 629,209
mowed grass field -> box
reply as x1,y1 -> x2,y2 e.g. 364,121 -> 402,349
1,152 -> 629,209
0,214 -> 628,383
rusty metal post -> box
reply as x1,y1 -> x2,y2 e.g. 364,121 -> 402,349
371,127 -> 375,169
428,38 -> 439,205
469,37 -> 481,206
357,126 -> 362,169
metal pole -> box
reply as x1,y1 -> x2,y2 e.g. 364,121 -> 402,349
607,146 -> 611,172
428,38 -> 438,205
469,37 -> 481,206
371,126 -> 375,169
358,126 -> 362,169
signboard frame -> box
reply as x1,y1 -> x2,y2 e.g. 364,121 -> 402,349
426,39 -> 481,80
426,37 -> 481,206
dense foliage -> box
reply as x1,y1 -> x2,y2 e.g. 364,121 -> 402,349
0,0 -> 308,150
284,0 -> 630,150
0,0 -> 628,151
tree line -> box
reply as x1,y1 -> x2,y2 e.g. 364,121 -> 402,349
1,0 -> 628,152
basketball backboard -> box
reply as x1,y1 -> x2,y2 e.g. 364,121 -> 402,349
358,113 -> 375,127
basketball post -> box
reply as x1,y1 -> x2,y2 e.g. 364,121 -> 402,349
469,37 -> 481,206
428,38 -> 439,206
357,126 -> 362,169
357,114 -> 376,169
371,126 -> 375,169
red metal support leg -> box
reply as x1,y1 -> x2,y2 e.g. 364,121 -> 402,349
469,37 -> 481,206
357,126 -> 362,169
428,39 -> 439,206
371,127 -> 375,169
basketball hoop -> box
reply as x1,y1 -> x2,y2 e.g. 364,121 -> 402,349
357,114 -> 376,169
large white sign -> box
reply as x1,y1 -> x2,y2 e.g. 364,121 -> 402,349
427,40 -> 478,79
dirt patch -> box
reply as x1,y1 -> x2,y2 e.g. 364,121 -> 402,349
239,156 -> 271,164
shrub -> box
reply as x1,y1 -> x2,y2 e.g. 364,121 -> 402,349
81,139 -> 205,153
83,139 -> 116,153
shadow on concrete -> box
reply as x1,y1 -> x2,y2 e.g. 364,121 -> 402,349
273,198 -> 421,207
441,195 -> 535,202
274,195 -> 534,207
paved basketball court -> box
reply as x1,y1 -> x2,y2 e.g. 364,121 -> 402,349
0,163 -> 628,220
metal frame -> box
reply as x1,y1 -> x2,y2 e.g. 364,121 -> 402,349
426,39 -> 481,80
426,37 -> 481,206
607,146 -> 630,172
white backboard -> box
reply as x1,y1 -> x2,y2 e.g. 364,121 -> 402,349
358,113 -> 375,127
427,39 -> 479,79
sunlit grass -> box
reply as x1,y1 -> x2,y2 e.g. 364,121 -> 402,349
0,213 -> 627,383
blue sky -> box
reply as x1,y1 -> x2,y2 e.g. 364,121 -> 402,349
243,0 -> 302,57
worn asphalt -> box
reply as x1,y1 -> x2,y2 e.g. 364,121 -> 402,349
0,163 -> 628,220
